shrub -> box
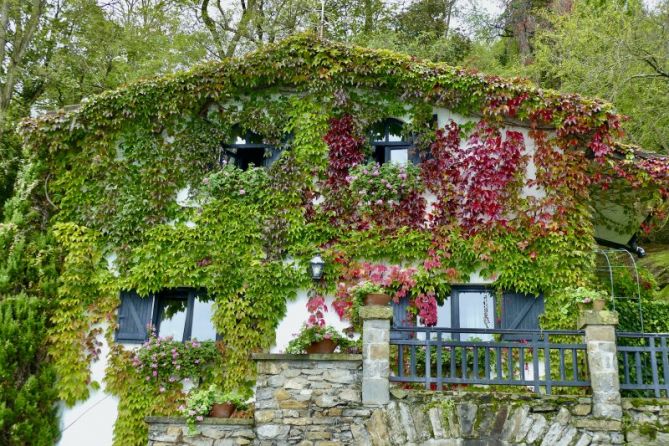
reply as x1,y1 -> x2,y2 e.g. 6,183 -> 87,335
0,296 -> 59,446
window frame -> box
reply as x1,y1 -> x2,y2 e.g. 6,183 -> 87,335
369,118 -> 417,165
447,285 -> 497,341
115,288 -> 218,343
220,127 -> 285,170
152,288 -> 218,342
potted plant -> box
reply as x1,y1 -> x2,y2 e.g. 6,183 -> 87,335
286,324 -> 352,354
182,385 -> 248,434
569,287 -> 609,311
354,280 -> 391,306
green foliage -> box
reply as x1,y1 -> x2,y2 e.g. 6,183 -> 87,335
285,324 -> 353,354
182,385 -> 248,434
0,296 -> 59,446
48,223 -> 118,406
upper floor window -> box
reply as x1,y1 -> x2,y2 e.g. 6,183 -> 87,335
369,118 -> 419,165
116,289 -> 217,343
220,125 -> 283,170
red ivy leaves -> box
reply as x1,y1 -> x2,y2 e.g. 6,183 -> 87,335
323,115 -> 365,189
422,120 -> 527,233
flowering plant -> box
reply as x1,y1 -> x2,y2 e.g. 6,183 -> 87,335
181,385 -> 248,434
567,287 -> 608,305
347,162 -> 423,213
285,324 -> 352,354
286,294 -> 353,354
133,330 -> 219,392
331,262 -> 440,329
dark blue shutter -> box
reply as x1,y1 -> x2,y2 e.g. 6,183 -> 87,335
501,292 -> 544,340
391,297 -> 413,340
116,291 -> 153,343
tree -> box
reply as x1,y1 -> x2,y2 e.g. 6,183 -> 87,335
528,0 -> 669,153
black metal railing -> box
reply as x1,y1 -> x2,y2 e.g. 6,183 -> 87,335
617,332 -> 669,398
390,327 -> 589,394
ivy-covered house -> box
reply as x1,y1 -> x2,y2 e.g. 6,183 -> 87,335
4,34 -> 668,446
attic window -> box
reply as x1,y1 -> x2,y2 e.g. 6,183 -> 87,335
221,126 -> 282,170
369,118 -> 419,165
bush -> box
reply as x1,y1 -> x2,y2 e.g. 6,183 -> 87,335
0,296 -> 59,446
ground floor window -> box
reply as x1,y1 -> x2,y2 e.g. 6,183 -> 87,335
116,289 -> 217,343
395,286 -> 544,341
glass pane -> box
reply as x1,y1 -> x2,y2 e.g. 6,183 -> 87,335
458,290 -> 494,341
433,297 -> 452,340
389,148 -> 409,165
157,297 -> 188,341
191,297 -> 217,341
387,120 -> 403,142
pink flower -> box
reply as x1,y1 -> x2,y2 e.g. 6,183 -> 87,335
152,370 -> 158,377
159,386 -> 165,393
239,189 -> 246,195
196,416 -> 204,422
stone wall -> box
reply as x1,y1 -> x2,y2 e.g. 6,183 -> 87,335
253,353 -> 370,445
145,359 -> 669,446
146,416 -> 254,446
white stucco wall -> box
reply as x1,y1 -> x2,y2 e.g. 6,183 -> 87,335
57,330 -> 118,446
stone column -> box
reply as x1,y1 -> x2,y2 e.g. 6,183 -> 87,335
578,310 -> 622,420
360,305 -> 392,406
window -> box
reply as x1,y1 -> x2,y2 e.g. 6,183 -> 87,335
437,286 -> 496,341
220,126 -> 282,170
393,287 -> 544,341
369,118 -> 419,165
116,289 -> 217,343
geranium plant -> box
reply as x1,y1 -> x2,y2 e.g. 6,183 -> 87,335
333,262 -> 438,329
286,294 -> 352,354
285,324 -> 353,354
181,385 -> 248,434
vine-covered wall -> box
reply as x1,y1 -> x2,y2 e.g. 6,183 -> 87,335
1,34 -> 668,446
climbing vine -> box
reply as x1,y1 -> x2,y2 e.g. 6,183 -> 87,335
1,33 -> 667,444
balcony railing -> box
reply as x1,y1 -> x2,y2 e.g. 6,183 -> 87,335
617,332 -> 669,398
390,327 -> 589,394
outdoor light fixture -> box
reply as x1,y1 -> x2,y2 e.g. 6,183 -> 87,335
309,254 -> 325,280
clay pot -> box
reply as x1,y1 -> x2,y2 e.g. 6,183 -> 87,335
210,402 -> 235,418
593,298 -> 606,311
305,339 -> 337,354
364,293 -> 391,306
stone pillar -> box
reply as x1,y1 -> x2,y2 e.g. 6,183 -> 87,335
360,305 -> 392,406
579,310 -> 622,420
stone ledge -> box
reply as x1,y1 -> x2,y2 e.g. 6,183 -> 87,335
360,306 -> 393,320
252,353 -> 362,361
578,310 -> 619,328
145,416 -> 254,426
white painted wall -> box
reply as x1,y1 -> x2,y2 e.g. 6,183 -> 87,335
57,329 -> 119,446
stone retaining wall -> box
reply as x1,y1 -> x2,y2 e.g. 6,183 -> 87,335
146,416 -> 254,446
253,353 -> 370,445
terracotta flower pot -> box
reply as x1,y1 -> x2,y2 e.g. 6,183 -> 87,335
364,293 -> 391,306
593,298 -> 606,311
305,338 -> 337,354
210,402 -> 235,418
